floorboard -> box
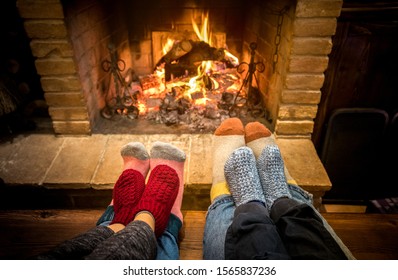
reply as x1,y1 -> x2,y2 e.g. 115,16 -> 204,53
0,210 -> 397,260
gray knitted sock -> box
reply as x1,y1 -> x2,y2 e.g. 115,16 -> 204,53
224,147 -> 265,207
257,144 -> 292,211
85,221 -> 157,260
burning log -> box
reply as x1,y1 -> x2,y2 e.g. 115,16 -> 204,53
160,40 -> 193,64
156,40 -> 228,80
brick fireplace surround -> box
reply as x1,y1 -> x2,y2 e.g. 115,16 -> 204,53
16,0 -> 342,136
7,0 -> 344,208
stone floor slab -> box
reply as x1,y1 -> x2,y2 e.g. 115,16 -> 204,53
1,135 -> 64,185
44,135 -> 107,186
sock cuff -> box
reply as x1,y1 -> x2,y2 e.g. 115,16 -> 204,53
137,198 -> 177,237
214,117 -> 244,136
111,207 -> 137,226
211,181 -> 231,202
246,136 -> 276,158
150,141 -> 186,162
244,122 -> 271,143
120,142 -> 149,160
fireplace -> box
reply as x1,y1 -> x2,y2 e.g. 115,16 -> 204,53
16,0 -> 342,136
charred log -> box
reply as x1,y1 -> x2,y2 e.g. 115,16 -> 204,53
156,40 -> 229,81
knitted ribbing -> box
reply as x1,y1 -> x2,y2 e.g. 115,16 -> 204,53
111,169 -> 146,226
134,165 -> 179,237
224,147 -> 265,207
257,145 -> 292,211
150,141 -> 186,223
211,118 -> 245,202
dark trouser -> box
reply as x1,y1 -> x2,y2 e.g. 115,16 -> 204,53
225,198 -> 348,260
36,221 -> 157,260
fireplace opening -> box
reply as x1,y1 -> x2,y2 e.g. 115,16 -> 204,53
98,30 -> 267,133
57,0 -> 295,134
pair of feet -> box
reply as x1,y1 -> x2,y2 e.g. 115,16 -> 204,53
110,141 -> 186,238
213,118 -> 292,211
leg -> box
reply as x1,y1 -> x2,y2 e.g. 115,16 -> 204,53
223,147 -> 289,260
156,214 -> 182,260
257,145 -> 347,259
97,142 -> 184,259
203,118 -> 245,259
145,141 -> 186,259
225,202 -> 290,260
36,142 -> 150,259
270,198 -> 348,260
203,195 -> 235,259
87,161 -> 181,260
36,226 -> 114,260
86,219 -> 157,260
97,205 -> 182,260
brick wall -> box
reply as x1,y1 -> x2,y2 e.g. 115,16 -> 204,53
242,0 -> 342,138
17,0 -> 90,134
277,0 -> 342,137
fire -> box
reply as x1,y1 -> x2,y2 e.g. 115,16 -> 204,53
130,11 -> 242,120
136,101 -> 147,115
224,50 -> 239,67
163,38 -> 175,55
192,11 -> 212,46
187,12 -> 214,105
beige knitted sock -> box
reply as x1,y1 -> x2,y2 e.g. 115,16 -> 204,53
211,118 -> 245,202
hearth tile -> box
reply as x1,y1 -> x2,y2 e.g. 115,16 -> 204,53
44,135 -> 107,186
1,135 -> 64,185
92,134 -> 149,187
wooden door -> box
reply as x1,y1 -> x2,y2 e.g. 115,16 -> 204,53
313,2 -> 398,151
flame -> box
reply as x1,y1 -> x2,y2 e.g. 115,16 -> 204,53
194,97 -> 210,106
186,12 -> 215,105
163,38 -> 175,55
137,101 -> 147,115
147,11 -> 240,111
224,50 -> 239,67
192,11 -> 211,45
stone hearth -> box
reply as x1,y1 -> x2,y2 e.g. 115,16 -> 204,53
0,133 -> 331,210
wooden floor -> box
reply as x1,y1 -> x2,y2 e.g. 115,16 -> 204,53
0,209 -> 397,260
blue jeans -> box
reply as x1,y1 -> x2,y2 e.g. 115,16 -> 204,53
203,185 -> 355,260
202,195 -> 235,259
96,206 -> 181,260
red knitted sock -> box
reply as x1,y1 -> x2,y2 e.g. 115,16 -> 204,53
134,164 -> 179,237
150,141 -> 186,223
110,169 -> 146,226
